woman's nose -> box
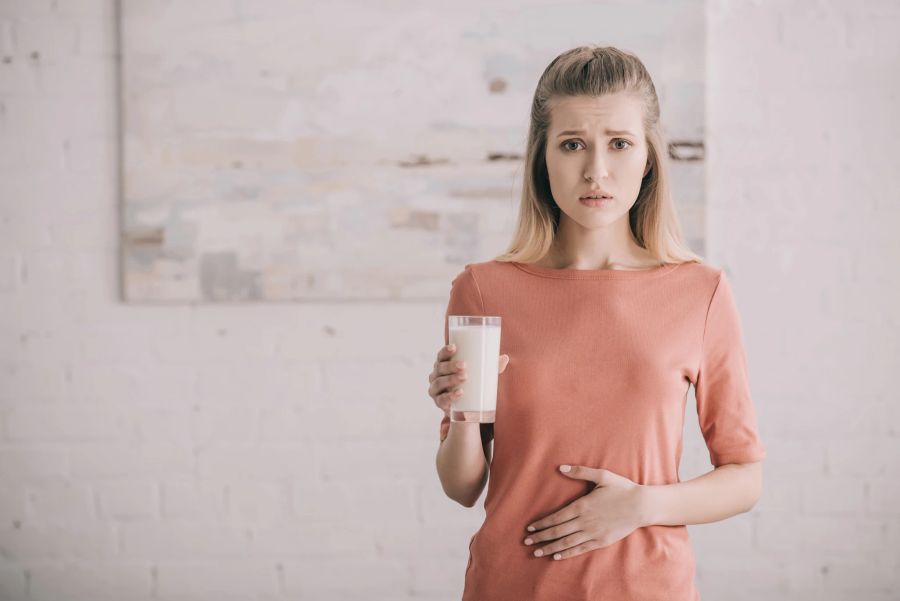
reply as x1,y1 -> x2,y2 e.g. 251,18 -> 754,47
584,164 -> 609,180
583,152 -> 610,180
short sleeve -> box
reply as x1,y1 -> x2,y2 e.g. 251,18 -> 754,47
439,265 -> 493,445
694,271 -> 766,467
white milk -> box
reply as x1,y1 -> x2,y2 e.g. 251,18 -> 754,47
448,322 -> 502,422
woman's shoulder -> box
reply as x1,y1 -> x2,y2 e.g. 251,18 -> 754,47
459,259 -> 527,282
667,259 -> 725,284
670,261 -> 735,306
675,259 -> 723,278
450,260 -> 521,294
458,259 -> 511,276
449,260 -> 510,289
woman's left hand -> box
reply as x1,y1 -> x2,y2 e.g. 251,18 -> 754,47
523,465 -> 648,561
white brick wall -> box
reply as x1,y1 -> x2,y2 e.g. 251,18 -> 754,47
704,1 -> 900,600
0,1 -> 897,600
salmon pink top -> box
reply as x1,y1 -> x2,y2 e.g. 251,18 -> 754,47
438,259 -> 766,601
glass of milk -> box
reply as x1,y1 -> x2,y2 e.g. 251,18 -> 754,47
447,316 -> 502,423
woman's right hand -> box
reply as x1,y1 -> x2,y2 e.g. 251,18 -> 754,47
428,344 -> 510,415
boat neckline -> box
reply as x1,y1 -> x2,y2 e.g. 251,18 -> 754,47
508,260 -> 682,280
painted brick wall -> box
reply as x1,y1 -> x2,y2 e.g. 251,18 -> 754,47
702,0 -> 900,599
0,0 -> 897,600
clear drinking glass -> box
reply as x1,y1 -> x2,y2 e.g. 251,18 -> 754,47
447,315 -> 502,423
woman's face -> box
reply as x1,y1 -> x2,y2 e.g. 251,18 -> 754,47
545,93 -> 650,228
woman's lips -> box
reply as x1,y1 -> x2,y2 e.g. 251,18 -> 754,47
579,197 -> 613,207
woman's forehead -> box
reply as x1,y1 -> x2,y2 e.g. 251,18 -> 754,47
549,94 -> 644,134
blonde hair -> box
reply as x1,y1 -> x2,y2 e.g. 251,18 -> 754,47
493,45 -> 703,265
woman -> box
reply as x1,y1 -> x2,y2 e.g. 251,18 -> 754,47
428,46 -> 765,600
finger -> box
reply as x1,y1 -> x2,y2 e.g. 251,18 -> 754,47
434,387 -> 463,411
527,504 -> 582,533
540,537 -> 601,561
429,370 -> 467,400
436,343 -> 457,361
499,354 -> 509,374
429,346 -> 465,386
435,357 -> 466,377
440,370 -> 467,391
429,363 -> 458,383
523,515 -> 580,545
530,530 -> 591,559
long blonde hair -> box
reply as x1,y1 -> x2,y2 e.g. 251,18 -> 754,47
494,45 -> 702,265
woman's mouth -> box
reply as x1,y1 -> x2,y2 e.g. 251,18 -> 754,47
579,196 -> 613,207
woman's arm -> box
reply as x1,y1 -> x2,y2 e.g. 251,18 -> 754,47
436,422 -> 490,507
638,461 -> 763,526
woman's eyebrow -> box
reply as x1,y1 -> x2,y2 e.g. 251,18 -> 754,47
556,129 -> 636,137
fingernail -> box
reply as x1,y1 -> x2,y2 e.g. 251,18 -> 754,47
534,549 -> 543,557
524,538 -> 533,545
553,553 -> 561,560
527,526 -> 535,532
559,465 -> 571,472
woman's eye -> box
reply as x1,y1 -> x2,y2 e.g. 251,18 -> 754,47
560,139 -> 632,152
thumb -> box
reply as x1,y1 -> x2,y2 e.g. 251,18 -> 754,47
559,465 -> 612,486
498,354 -> 510,374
